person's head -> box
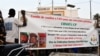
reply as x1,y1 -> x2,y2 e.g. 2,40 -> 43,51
30,33 -> 37,44
0,10 -> 3,18
20,32 -> 28,43
8,8 -> 16,17
0,10 -> 1,13
0,10 -> 4,23
38,33 -> 46,43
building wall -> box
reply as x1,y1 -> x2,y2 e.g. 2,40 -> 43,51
66,9 -> 78,17
37,6 -> 78,18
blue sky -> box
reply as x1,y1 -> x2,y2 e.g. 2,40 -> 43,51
0,0 -> 100,19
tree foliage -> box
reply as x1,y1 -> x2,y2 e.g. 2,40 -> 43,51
93,13 -> 100,20
93,13 -> 100,28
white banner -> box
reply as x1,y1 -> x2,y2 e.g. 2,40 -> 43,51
19,12 -> 99,50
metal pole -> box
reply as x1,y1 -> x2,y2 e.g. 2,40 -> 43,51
90,0 -> 92,19
38,0 -> 41,13
65,0 -> 67,6
52,0 -> 54,15
38,0 -> 41,7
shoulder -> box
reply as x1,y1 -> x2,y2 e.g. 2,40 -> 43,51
4,17 -> 18,23
5,17 -> 18,20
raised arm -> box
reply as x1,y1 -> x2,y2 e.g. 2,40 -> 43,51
21,10 -> 27,26
18,10 -> 27,27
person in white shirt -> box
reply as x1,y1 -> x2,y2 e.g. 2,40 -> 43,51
5,8 -> 27,43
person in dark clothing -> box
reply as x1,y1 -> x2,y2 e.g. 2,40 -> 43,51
0,10 -> 6,56
0,10 -> 6,45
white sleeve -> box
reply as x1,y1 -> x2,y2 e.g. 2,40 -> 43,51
14,18 -> 23,26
